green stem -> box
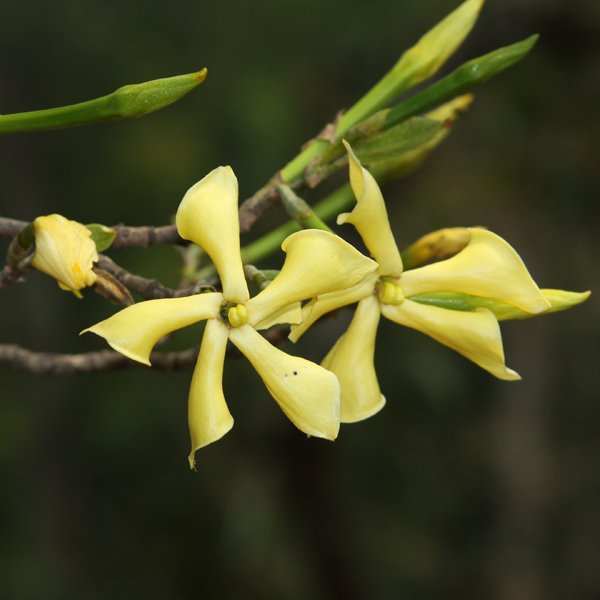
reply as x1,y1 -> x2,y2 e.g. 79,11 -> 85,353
278,185 -> 333,232
0,69 -> 207,134
244,265 -> 279,291
280,141 -> 328,183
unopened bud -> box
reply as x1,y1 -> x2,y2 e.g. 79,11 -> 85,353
401,227 -> 472,270
31,214 -> 98,297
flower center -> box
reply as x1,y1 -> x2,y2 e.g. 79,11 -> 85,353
376,280 -> 405,306
225,303 -> 249,328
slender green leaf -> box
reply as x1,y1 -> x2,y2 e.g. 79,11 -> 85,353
0,69 -> 207,135
409,289 -> 590,320
384,35 -> 538,130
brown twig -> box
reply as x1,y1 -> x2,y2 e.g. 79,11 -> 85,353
0,257 -> 33,290
0,217 -> 29,239
96,255 -> 217,300
0,344 -> 199,375
97,255 -> 193,299
238,175 -> 285,234
0,328 -> 289,375
110,224 -> 186,248
0,218 -> 186,248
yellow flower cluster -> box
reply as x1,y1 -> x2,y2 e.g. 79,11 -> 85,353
31,143 -> 580,467
289,142 -> 589,422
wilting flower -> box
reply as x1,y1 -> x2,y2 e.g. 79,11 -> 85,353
83,166 -> 377,466
31,214 -> 98,298
290,141 -> 588,423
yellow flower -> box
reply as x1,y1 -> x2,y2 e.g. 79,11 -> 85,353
83,166 -> 377,466
290,141 -> 565,423
31,214 -> 98,298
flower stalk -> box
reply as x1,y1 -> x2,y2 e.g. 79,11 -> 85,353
277,185 -> 333,233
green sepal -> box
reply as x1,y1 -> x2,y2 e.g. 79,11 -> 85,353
317,110 -> 389,166
305,117 -> 444,186
17,222 -> 35,250
352,117 -> 445,166
86,224 -> 116,252
6,222 -> 35,268
409,289 -> 591,320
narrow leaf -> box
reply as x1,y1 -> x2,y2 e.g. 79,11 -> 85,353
384,35 -> 539,130
0,69 -> 207,135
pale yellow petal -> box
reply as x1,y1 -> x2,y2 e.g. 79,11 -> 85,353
400,229 -> 551,313
229,325 -> 340,440
255,302 -> 302,331
176,167 -> 249,303
493,289 -> 591,321
381,299 -> 520,381
288,271 -> 379,342
526,289 -> 590,318
337,141 -> 403,277
82,293 -> 223,365
32,214 -> 98,293
188,318 -> 233,467
246,230 -> 377,327
58,280 -> 83,298
321,295 -> 386,423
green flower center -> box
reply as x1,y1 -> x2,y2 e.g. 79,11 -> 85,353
376,280 -> 405,306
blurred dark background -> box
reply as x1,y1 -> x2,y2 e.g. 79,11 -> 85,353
1,0 -> 599,598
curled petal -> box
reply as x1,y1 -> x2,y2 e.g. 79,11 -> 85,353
176,167 -> 249,303
82,293 -> 223,365
400,229 -> 551,313
381,299 -> 521,381
321,295 -> 386,423
337,141 -> 403,277
289,271 -> 379,343
229,325 -> 340,440
255,302 -> 302,331
246,230 -> 377,327
188,318 -> 233,467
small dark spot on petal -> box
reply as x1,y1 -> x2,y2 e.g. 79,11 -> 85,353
285,374 -> 288,378
293,371 -> 298,376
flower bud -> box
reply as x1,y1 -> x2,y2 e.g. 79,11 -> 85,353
31,214 -> 98,297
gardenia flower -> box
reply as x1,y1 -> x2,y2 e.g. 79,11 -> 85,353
83,166 -> 377,467
289,141 -> 556,423
31,214 -> 98,298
